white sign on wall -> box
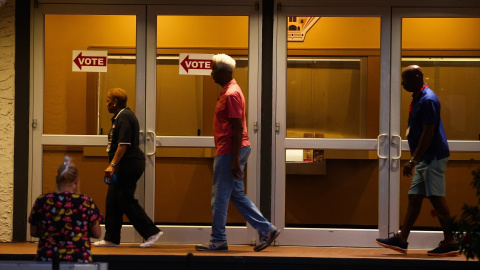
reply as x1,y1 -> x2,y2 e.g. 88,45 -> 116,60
179,53 -> 213,75
72,50 -> 108,72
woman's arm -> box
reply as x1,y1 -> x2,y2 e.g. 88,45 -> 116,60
105,144 -> 128,177
90,223 -> 102,239
30,224 -> 40,237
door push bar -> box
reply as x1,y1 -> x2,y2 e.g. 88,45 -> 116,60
146,131 -> 156,156
377,134 -> 388,159
391,135 -> 402,160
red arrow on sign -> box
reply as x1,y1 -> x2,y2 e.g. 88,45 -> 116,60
180,55 -> 213,73
73,52 -> 107,70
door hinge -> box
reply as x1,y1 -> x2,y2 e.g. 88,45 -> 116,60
275,122 -> 280,132
253,121 -> 258,132
32,119 -> 37,129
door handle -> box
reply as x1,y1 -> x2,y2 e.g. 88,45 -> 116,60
392,135 -> 402,160
377,134 -> 388,159
146,131 -> 156,156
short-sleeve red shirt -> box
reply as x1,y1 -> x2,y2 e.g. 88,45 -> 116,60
213,79 -> 250,156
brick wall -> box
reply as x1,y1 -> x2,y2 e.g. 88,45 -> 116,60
0,0 -> 15,242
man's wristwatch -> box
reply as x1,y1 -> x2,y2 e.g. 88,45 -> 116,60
409,158 -> 417,165
110,162 -> 116,167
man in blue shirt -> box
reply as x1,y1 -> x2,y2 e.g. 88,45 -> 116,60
376,65 -> 459,256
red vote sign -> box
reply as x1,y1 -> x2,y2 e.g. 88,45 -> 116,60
179,53 -> 214,75
72,50 -> 108,72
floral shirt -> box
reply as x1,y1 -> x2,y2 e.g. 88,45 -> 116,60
28,192 -> 103,263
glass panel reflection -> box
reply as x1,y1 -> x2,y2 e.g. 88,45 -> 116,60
155,57 -> 248,136
284,17 -> 381,229
154,147 -> 246,225
401,58 -> 480,141
43,146 -> 109,221
286,17 -> 381,139
285,149 -> 378,228
400,18 -> 480,231
399,156 -> 480,230
155,16 -> 249,137
44,15 -> 136,135
287,58 -> 367,138
153,15 -> 250,226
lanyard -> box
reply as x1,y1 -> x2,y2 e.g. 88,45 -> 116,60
408,84 -> 428,117
113,108 -> 126,121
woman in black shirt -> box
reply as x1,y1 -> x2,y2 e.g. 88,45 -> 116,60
93,88 -> 162,248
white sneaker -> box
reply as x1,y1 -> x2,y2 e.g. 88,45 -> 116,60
93,240 -> 119,247
139,231 -> 163,248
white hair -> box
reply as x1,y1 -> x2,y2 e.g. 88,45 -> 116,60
212,54 -> 236,72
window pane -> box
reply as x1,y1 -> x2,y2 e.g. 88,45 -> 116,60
401,59 -> 480,141
287,17 -> 381,139
400,156 -> 480,229
285,149 -> 378,228
155,16 -> 249,137
400,18 -> 480,231
154,16 -> 250,225
284,16 -> 381,229
287,58 -> 367,138
44,15 -> 136,135
155,57 -> 248,136
154,147 -> 246,225
43,146 -> 110,221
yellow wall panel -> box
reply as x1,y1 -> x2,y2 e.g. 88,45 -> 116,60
403,18 -> 480,50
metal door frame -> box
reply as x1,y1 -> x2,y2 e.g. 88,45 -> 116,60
390,7 -> 480,249
273,3 -> 391,247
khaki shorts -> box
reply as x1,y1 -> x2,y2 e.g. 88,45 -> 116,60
408,157 -> 448,197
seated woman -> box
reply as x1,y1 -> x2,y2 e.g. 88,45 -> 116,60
29,156 -> 103,262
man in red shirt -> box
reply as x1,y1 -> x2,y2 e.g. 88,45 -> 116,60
196,54 -> 279,252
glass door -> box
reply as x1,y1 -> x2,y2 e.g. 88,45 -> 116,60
145,5 -> 261,244
390,8 -> 480,249
31,4 -> 146,243
31,3 -> 261,245
274,6 -> 391,246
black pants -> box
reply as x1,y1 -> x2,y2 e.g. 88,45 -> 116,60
104,158 -> 160,244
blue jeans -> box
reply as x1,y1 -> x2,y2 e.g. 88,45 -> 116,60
211,146 -> 273,242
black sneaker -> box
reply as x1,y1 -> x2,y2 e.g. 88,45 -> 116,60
427,240 -> 460,256
375,233 -> 408,254
254,227 -> 280,252
195,241 -> 228,251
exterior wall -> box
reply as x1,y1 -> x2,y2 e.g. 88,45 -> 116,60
3,0 -> 480,244
0,0 -> 15,242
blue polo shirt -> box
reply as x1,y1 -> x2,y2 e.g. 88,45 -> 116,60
407,85 -> 449,162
